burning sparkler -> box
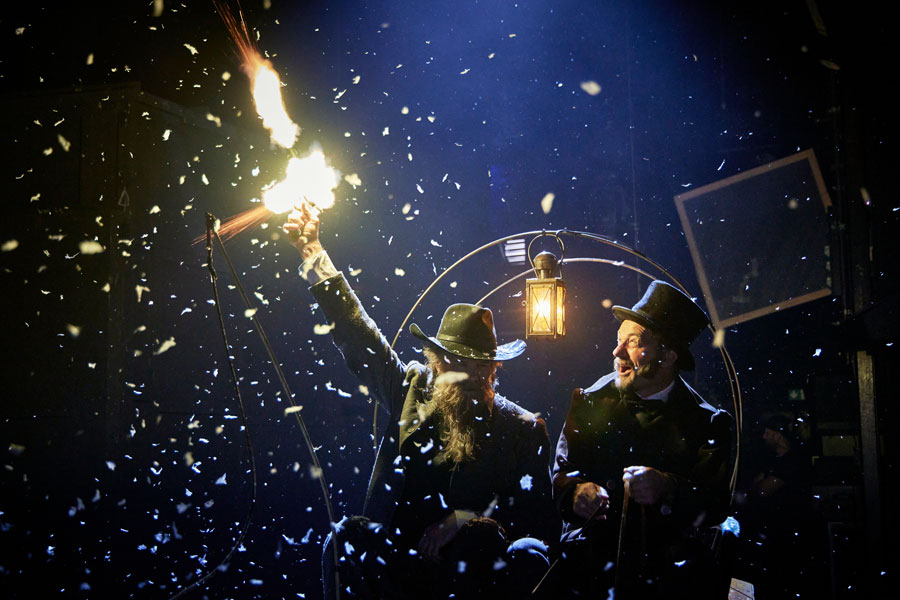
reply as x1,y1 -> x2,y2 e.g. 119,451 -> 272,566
262,149 -> 339,214
199,0 -> 341,244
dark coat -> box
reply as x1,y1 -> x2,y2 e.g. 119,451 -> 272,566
552,373 -> 733,598
312,273 -> 559,545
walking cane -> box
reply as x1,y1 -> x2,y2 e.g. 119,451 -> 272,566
614,482 -> 632,591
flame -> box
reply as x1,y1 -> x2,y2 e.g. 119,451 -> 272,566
263,150 -> 340,214
249,56 -> 300,149
201,1 -> 341,247
214,0 -> 299,149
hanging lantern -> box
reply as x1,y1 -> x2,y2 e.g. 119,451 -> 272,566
526,251 -> 566,338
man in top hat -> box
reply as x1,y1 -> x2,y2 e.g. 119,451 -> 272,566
550,280 -> 733,599
284,203 -> 558,599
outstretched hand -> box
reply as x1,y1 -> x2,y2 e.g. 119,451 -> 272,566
283,201 -> 322,259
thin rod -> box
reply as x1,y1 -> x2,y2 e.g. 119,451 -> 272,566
168,221 -> 261,600
208,220 -> 341,598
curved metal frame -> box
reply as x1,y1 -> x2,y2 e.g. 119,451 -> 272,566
384,228 -> 743,495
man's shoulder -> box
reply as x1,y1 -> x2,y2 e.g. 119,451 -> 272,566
674,377 -> 730,415
671,378 -> 733,435
494,396 -> 548,433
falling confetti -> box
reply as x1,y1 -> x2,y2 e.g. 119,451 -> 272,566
153,337 -> 177,355
79,240 -> 105,255
540,193 -> 555,214
313,323 -> 335,335
435,372 -> 468,385
712,328 -> 726,348
580,81 -> 601,95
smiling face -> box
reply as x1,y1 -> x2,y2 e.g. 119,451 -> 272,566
613,320 -> 677,396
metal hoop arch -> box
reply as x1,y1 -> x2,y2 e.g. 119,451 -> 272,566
383,228 -> 743,494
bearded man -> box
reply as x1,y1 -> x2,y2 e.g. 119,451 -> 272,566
551,280 -> 733,599
285,203 -> 558,600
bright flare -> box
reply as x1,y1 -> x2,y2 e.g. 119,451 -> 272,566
250,58 -> 300,149
263,150 -> 340,214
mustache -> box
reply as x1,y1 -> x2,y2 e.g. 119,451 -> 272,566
614,357 -> 655,377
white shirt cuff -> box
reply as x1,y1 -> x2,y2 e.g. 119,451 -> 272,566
299,249 -> 339,284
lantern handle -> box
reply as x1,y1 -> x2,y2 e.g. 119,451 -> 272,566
526,230 -> 567,278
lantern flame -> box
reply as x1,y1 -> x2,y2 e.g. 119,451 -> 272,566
263,150 -> 340,214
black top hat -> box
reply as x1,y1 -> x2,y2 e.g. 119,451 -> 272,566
611,280 -> 709,371
410,303 -> 526,361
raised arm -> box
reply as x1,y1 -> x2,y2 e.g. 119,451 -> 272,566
284,202 -> 410,417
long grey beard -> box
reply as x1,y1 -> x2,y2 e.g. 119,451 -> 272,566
431,379 -> 495,465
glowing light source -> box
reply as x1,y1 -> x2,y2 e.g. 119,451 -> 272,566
262,150 -> 340,214
249,57 -> 300,149
525,251 -> 566,338
197,0 -> 343,246
214,0 -> 300,149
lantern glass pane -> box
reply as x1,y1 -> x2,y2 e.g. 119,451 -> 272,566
530,284 -> 554,334
556,284 -> 566,335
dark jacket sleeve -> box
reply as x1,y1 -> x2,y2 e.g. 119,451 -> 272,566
551,388 -> 592,524
666,406 -> 733,530
309,272 -> 409,418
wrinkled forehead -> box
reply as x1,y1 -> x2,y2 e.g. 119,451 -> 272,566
617,319 -> 649,340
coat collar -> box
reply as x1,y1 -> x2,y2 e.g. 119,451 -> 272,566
398,386 -> 438,449
397,386 -> 501,450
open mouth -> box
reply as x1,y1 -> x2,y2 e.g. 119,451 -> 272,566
616,361 -> 635,376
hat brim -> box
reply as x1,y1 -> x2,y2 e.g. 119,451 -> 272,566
410,323 -> 526,361
611,306 -> 696,371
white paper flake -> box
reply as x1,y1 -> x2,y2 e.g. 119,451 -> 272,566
313,323 -> 335,335
154,337 -> 176,355
541,193 -> 555,214
79,240 -> 105,255
580,81 -> 602,95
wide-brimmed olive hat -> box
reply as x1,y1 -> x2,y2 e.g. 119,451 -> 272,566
410,303 -> 526,361
612,280 -> 709,371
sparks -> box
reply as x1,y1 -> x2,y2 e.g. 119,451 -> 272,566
201,1 -> 341,246
192,205 -> 272,246
214,0 -> 299,149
